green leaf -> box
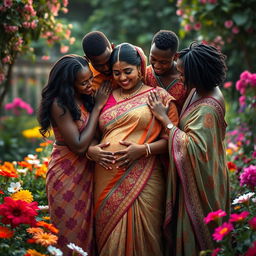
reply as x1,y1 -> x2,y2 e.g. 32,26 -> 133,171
232,13 -> 248,25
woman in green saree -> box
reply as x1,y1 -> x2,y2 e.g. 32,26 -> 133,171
148,42 -> 230,256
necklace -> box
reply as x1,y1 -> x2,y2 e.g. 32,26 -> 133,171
120,83 -> 143,100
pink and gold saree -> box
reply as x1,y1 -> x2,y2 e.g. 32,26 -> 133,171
46,106 -> 94,256
94,87 -> 178,256
164,89 -> 230,256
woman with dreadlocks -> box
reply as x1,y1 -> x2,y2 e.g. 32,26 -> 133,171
147,42 -> 230,256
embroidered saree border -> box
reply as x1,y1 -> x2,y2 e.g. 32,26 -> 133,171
172,97 -> 225,250
96,156 -> 156,252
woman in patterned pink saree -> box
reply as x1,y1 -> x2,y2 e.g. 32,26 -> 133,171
38,55 -> 111,255
148,42 -> 230,256
87,43 -> 179,255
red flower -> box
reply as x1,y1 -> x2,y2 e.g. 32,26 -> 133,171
0,226 -> 14,238
230,211 -> 249,222
211,248 -> 221,256
213,222 -> 233,241
204,209 -> 227,224
245,241 -> 256,256
227,161 -> 237,172
0,197 -> 39,227
248,217 -> 256,230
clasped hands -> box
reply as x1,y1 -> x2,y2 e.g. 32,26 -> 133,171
87,141 -> 146,170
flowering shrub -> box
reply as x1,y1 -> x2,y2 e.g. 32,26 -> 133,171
0,99 -> 44,161
0,0 -> 75,108
0,142 -> 89,256
200,72 -> 256,256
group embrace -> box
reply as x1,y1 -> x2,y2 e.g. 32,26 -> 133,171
38,30 -> 230,256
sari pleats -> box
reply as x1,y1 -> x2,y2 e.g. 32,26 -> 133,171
94,88 -> 178,255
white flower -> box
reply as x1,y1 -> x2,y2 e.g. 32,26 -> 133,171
7,182 -> 22,193
67,243 -> 88,256
27,154 -> 38,159
27,159 -> 40,165
16,168 -> 28,174
38,205 -> 49,211
252,197 -> 256,203
232,192 -> 255,205
47,245 -> 63,256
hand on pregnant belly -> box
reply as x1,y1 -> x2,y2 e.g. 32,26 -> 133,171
114,141 -> 147,170
87,142 -> 116,170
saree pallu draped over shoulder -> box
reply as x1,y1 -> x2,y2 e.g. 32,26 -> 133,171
164,91 -> 230,256
94,88 -> 178,256
46,106 -> 95,256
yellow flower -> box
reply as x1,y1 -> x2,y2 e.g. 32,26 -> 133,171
22,126 -> 42,139
26,249 -> 47,256
226,148 -> 233,155
11,189 -> 33,203
33,231 -> 58,246
35,148 -> 43,152
43,216 -> 50,220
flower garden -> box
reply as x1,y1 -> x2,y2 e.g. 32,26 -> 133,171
0,71 -> 255,256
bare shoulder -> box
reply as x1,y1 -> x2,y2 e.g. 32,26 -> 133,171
51,99 -> 67,118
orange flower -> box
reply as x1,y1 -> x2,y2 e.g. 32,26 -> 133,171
27,227 -> 44,234
0,226 -> 14,238
26,249 -> 47,256
17,161 -> 33,171
33,231 -> 58,246
36,221 -> 59,234
0,162 -> 18,178
35,164 -> 47,178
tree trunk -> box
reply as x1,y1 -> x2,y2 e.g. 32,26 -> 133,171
0,62 -> 14,114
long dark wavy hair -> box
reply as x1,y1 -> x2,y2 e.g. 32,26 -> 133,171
38,54 -> 94,137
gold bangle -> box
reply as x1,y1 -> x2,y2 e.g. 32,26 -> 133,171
86,152 -> 93,161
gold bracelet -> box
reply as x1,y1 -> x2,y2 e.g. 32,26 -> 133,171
86,152 -> 93,161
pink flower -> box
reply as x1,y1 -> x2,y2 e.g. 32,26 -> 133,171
236,79 -> 246,94
204,209 -> 227,224
213,222 -> 233,241
211,248 -> 221,256
176,9 -> 183,16
4,0 -> 13,8
245,241 -> 256,256
60,45 -> 69,54
184,24 -> 192,31
41,55 -> 50,61
224,20 -> 233,29
252,151 -> 256,159
200,0 -> 207,4
230,211 -> 249,222
194,22 -> 202,31
240,70 -> 252,80
2,56 -> 11,64
232,26 -> 240,34
249,74 -> 256,87
224,81 -> 232,88
239,95 -> 246,107
248,217 -> 256,230
240,165 -> 256,188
